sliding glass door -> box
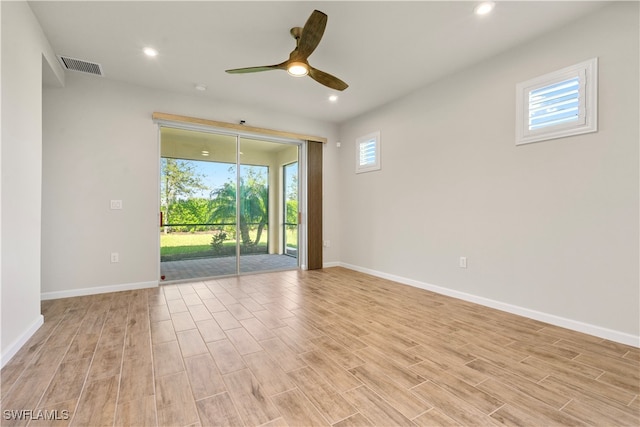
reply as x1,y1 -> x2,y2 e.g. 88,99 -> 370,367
160,130 -> 238,279
159,127 -> 299,281
238,137 -> 298,273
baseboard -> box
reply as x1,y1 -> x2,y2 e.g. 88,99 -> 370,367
41,280 -> 158,301
338,263 -> 640,348
323,261 -> 340,268
1,315 -> 44,368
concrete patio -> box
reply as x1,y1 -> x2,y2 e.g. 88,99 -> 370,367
160,253 -> 298,282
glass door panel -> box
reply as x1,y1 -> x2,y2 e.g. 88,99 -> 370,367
160,128 -> 237,281
238,137 -> 299,274
283,162 -> 298,258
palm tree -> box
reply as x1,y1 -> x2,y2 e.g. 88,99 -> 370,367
207,181 -> 240,240
242,169 -> 269,247
208,167 -> 268,251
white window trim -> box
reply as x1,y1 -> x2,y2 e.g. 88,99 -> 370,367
355,131 -> 381,174
516,57 -> 598,146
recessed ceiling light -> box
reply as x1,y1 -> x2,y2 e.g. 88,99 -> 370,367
143,47 -> 158,57
201,150 -> 210,156
474,1 -> 496,16
328,95 -> 338,102
195,84 -> 207,91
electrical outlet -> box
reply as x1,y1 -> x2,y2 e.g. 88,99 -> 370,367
111,252 -> 119,263
110,200 -> 122,210
459,256 -> 467,269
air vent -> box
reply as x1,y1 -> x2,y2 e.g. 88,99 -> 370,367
57,55 -> 104,76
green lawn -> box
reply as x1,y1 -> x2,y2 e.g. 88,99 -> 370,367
160,231 -> 269,261
284,227 -> 298,247
161,233 -> 213,256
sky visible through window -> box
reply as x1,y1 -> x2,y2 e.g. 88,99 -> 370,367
185,160 -> 270,199
191,160 -> 236,198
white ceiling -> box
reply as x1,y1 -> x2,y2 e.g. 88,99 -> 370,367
30,1 -> 608,124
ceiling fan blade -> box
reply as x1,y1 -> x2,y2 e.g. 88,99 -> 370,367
297,10 -> 327,59
225,10 -> 348,91
309,66 -> 348,91
225,63 -> 285,74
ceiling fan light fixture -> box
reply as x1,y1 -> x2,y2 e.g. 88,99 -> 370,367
287,62 -> 309,77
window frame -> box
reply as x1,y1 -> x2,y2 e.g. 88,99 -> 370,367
516,57 -> 598,146
355,131 -> 381,174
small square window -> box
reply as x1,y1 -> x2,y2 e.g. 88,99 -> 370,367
355,131 -> 381,173
516,58 -> 598,145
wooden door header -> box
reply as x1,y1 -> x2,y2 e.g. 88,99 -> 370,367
152,112 -> 327,144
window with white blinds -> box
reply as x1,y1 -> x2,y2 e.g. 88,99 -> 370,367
355,131 -> 381,173
516,58 -> 598,145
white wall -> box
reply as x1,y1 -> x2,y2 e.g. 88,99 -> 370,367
0,1 -> 64,365
337,2 -> 639,344
42,73 -> 338,296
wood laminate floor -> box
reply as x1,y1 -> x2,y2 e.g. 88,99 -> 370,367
1,267 -> 638,426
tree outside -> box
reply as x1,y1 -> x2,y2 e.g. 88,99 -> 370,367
208,166 -> 269,252
283,162 -> 298,255
160,158 -> 269,261
161,158 -> 209,232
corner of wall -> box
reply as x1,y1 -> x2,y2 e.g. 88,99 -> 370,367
1,0 -> 56,367
0,315 -> 43,368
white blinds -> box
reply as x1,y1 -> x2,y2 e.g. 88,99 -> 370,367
359,139 -> 377,166
528,75 -> 582,131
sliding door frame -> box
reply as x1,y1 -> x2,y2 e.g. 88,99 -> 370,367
154,113 -> 324,278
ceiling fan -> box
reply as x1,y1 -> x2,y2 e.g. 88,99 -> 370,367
225,10 -> 348,91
